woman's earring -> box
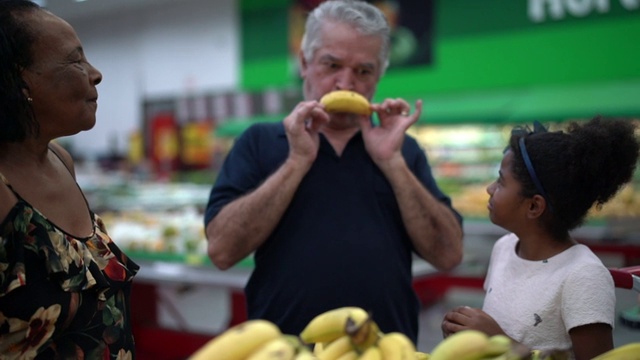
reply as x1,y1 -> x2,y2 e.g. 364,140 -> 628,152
27,97 -> 33,103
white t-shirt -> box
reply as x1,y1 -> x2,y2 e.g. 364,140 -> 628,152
482,233 -> 615,352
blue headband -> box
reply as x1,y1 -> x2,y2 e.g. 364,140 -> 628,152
518,136 -> 554,213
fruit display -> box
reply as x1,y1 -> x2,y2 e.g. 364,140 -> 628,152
187,307 -> 640,359
451,182 -> 640,220
320,90 -> 372,116
591,343 -> 640,359
101,207 -> 207,256
188,307 -> 424,360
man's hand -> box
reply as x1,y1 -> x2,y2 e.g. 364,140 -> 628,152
360,99 -> 422,168
283,100 -> 330,166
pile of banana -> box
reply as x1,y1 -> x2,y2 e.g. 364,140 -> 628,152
431,329 -> 640,360
188,319 -> 313,360
299,306 -> 422,360
188,306 -> 428,360
187,306 -> 640,360
429,329 -> 528,360
591,343 -> 640,360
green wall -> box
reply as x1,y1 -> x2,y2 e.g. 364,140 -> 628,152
240,0 -> 640,98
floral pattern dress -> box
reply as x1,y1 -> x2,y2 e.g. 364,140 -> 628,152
0,173 -> 139,359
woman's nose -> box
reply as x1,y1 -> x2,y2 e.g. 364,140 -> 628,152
89,63 -> 103,85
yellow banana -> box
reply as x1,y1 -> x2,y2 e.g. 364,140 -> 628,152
247,336 -> 296,360
314,342 -> 326,356
335,350 -> 358,360
378,332 -> 416,360
317,335 -> 354,360
592,342 -> 640,360
483,335 -> 512,357
319,90 -> 372,116
429,330 -> 490,360
293,351 -> 318,360
527,347 -> 572,360
414,351 -> 430,360
345,317 -> 381,354
360,346 -> 383,360
300,307 -> 369,344
189,319 -> 282,360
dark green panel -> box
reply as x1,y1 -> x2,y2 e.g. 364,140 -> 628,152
241,7 -> 289,59
377,16 -> 640,98
237,0 -> 640,124
240,4 -> 291,88
240,0 -> 290,11
242,58 -> 292,90
437,0 -> 640,38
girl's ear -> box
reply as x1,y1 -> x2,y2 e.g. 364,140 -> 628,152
527,194 -> 548,219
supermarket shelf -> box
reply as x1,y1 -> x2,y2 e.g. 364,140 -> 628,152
134,260 -> 250,290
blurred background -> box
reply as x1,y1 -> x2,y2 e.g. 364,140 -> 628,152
40,0 -> 640,358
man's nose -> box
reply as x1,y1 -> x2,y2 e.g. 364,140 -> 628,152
334,69 -> 356,91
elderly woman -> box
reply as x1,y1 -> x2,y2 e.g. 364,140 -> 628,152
0,1 -> 138,358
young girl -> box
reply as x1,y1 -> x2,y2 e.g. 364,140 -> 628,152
441,117 -> 640,359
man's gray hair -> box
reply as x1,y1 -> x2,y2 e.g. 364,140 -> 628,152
301,0 -> 391,74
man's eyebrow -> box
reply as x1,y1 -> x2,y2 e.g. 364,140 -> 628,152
318,54 -> 376,70
319,54 -> 339,62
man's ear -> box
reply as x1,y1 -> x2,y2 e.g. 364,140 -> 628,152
527,194 -> 547,219
298,50 -> 308,78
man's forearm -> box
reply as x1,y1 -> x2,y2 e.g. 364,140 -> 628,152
206,158 -> 310,270
383,160 -> 463,270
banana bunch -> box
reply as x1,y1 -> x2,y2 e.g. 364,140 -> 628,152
189,319 -> 283,360
299,306 -> 424,360
319,90 -> 372,116
190,321 -> 314,360
189,307 -> 433,360
529,349 -> 571,360
591,342 -> 640,360
429,330 -> 520,360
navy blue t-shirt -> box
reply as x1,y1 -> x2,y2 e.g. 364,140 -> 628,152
204,122 -> 461,343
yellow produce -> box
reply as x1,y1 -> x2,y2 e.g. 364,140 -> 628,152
592,342 -> 640,360
429,330 -> 490,360
247,337 -> 296,360
294,350 -> 318,360
319,90 -> 371,116
300,307 -> 369,344
484,335 -> 513,357
314,342 -> 325,356
317,335 -> 354,360
378,332 -> 416,360
345,317 -> 382,354
359,346 -> 383,360
335,350 -> 358,360
189,319 -> 282,360
414,351 -> 430,360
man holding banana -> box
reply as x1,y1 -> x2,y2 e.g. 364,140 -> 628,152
204,0 -> 463,344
